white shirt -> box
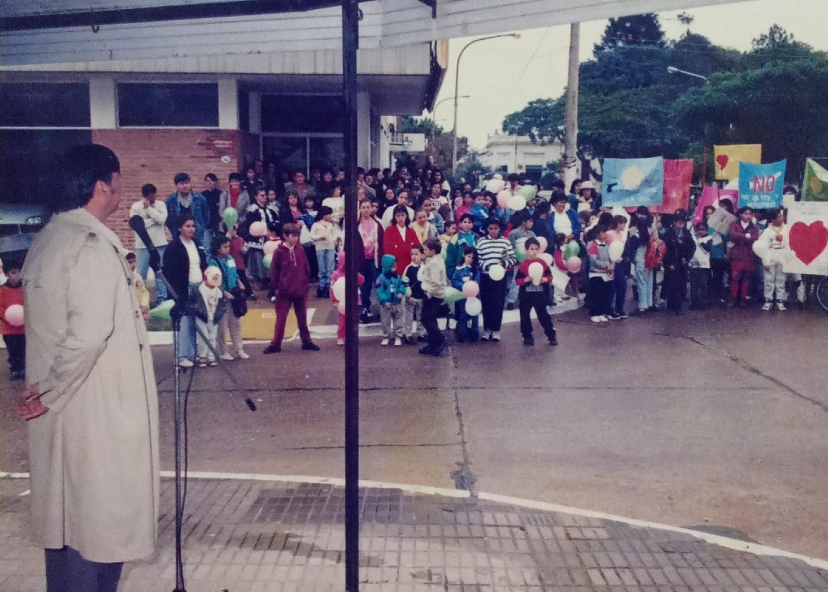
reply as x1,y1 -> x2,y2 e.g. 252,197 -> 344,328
381,205 -> 415,229
129,200 -> 168,249
552,211 -> 573,236
182,238 -> 202,284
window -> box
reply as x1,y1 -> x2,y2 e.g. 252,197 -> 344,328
238,90 -> 250,132
525,165 -> 544,182
0,83 -> 90,128
118,83 -> 218,127
261,95 -> 344,133
0,130 -> 92,206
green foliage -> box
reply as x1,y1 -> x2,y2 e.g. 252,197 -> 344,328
455,150 -> 491,186
402,116 -> 444,136
501,98 -> 563,142
594,13 -> 666,55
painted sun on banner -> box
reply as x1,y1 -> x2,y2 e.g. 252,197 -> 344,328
802,158 -> 828,202
602,157 -> 664,208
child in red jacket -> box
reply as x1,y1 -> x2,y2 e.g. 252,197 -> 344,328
515,238 -> 558,347
263,223 -> 320,354
0,263 -> 25,380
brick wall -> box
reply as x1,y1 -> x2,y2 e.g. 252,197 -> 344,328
92,129 -> 243,248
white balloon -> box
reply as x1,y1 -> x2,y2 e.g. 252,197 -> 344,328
752,238 -> 769,262
528,262 -> 544,285
465,297 -> 482,317
539,253 -> 554,267
485,179 -> 503,194
488,264 -> 506,281
536,236 -> 548,252
332,277 -> 346,302
507,196 -> 526,211
608,240 -> 625,263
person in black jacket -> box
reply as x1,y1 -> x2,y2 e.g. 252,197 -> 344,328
162,215 -> 207,367
661,211 -> 696,315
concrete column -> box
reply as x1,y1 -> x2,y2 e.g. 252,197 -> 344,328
218,76 -> 238,130
89,75 -> 116,129
357,91 -> 370,168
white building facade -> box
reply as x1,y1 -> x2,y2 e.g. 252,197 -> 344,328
479,132 -> 564,182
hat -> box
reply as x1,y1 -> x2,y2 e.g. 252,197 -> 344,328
580,181 -> 595,190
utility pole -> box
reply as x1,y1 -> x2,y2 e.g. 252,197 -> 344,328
563,22 -> 580,189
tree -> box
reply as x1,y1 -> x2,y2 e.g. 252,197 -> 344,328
402,116 -> 444,136
400,116 -> 468,176
501,98 -> 563,143
455,150 -> 490,186
594,13 -> 665,55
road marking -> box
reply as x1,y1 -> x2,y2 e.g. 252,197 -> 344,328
4,469 -> 824,568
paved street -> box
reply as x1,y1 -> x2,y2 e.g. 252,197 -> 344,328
2,304 -> 828,590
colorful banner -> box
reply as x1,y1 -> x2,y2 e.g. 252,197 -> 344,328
653,159 -> 693,214
692,186 -> 738,225
802,158 -> 828,202
783,202 -> 828,276
602,157 -> 664,207
714,144 -> 762,180
738,160 -> 786,209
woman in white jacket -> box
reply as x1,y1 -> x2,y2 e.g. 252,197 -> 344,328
758,208 -> 789,311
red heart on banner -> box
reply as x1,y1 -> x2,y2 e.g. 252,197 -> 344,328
716,154 -> 729,171
789,221 -> 828,266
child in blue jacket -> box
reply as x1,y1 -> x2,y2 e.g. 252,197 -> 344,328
376,254 -> 406,346
451,245 -> 480,342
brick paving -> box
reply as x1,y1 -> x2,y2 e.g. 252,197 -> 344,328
1,476 -> 826,592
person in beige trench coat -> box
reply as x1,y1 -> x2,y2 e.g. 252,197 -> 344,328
17,145 -> 159,591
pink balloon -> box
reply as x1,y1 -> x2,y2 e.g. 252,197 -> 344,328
5,304 -> 23,327
461,280 -> 480,298
496,190 -> 511,209
263,240 -> 279,256
565,257 -> 582,273
536,237 -> 548,252
249,221 -> 267,237
336,301 -> 346,316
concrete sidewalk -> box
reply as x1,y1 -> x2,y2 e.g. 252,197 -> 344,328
1,474 -> 826,592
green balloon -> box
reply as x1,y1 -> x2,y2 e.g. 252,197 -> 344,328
222,207 -> 239,229
517,185 -> 537,201
262,253 -> 273,269
515,246 -> 527,263
564,241 -> 580,258
443,287 -> 466,304
149,299 -> 174,320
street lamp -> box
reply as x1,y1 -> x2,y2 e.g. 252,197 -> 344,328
667,66 -> 709,84
452,33 -> 521,173
433,95 -> 469,127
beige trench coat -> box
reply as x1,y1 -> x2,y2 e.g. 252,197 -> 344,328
23,208 -> 159,563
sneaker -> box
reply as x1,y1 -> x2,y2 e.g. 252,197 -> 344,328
777,302 -> 787,311
405,336 -> 417,345
548,331 -> 558,346
394,338 -> 402,346
430,341 -> 449,357
491,331 -> 501,342
761,302 -> 772,311
523,336 -> 535,346
591,316 -> 603,323
617,313 -> 628,319
220,353 -> 235,361
237,351 -> 250,360
270,296 -> 276,303
419,345 -> 435,355
208,360 -> 218,367
480,331 -> 491,341
506,302 -> 515,311
178,359 -> 194,368
417,335 -> 428,343
198,360 -> 208,368
301,342 -> 320,351
381,338 -> 390,346
337,338 -> 345,346
262,344 -> 281,354
599,316 -> 610,322
360,313 -> 371,324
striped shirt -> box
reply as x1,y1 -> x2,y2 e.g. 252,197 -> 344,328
476,236 -> 516,275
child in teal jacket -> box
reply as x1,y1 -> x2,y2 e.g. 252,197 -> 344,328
376,254 -> 406,345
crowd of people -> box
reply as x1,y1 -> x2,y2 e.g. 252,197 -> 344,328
118,160 -> 813,366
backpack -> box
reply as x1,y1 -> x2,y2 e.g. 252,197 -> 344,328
644,237 -> 666,269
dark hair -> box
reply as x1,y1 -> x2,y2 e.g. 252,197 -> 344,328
444,219 -> 457,229
392,204 -> 411,225
211,234 -> 230,256
485,217 -> 502,229
551,190 -> 568,204
511,210 -> 531,227
535,200 -> 551,215
177,214 -> 195,230
125,252 -> 136,261
569,180 -> 582,193
254,188 -> 267,198
525,237 -> 541,250
141,183 -> 157,197
54,144 -> 120,212
173,172 -> 190,185
411,244 -> 424,254
578,210 -> 591,224
551,179 -> 566,191
423,237 -> 442,254
282,223 -> 300,237
508,173 -> 520,183
554,233 -> 567,248
4,258 -> 22,273
204,173 -> 218,182
461,243 -> 479,272
611,215 -> 628,229
229,172 -> 242,182
703,205 -> 716,215
315,205 -> 333,221
695,221 -> 708,231
458,213 -> 473,224
598,212 -> 614,227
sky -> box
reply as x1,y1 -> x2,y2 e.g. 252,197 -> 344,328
428,0 -> 828,151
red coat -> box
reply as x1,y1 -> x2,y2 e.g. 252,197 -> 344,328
270,243 -> 311,298
0,283 -> 24,336
382,224 -> 420,273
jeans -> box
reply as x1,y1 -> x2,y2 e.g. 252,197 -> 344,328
709,258 -> 727,303
46,546 -> 123,592
506,269 -> 519,305
404,298 -> 426,338
689,268 -> 710,308
519,289 -> 555,339
4,334 -> 25,374
360,258 -> 379,314
379,304 -> 404,338
196,318 -> 218,362
612,264 -> 627,315
136,246 -> 167,302
634,246 -> 653,311
663,267 -> 688,313
176,282 -> 199,363
588,277 -> 612,317
316,249 -> 336,289
217,312 -> 244,356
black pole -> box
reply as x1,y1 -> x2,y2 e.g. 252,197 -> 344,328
341,0 -> 360,590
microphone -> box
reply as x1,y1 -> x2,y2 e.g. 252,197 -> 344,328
129,215 -> 161,273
